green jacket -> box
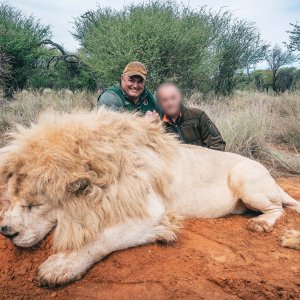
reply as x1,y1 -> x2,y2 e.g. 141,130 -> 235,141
162,106 -> 226,151
98,84 -> 160,115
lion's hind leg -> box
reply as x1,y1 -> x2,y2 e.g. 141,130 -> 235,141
281,230 -> 300,250
229,161 -> 285,232
242,193 -> 284,233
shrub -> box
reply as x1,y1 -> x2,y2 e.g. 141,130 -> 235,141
73,1 -> 266,95
0,3 -> 51,97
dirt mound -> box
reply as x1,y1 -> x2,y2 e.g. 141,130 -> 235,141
0,178 -> 300,300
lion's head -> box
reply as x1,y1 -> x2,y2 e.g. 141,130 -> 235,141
0,120 -> 98,249
0,110 -> 178,251
0,170 -> 57,248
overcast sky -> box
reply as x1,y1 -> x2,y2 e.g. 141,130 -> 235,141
7,0 -> 300,66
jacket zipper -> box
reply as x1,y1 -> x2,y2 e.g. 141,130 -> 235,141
173,124 -> 183,141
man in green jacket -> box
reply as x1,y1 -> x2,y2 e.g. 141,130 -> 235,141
157,82 -> 226,151
98,61 -> 160,119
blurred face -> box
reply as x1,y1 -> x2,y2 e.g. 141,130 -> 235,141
121,73 -> 145,101
157,85 -> 182,118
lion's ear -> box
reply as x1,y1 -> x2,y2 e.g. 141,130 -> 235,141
67,178 -> 90,194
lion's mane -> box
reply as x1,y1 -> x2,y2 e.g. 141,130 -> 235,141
0,109 -> 180,251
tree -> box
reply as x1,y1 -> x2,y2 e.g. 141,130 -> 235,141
275,69 -> 296,93
252,70 -> 273,92
287,22 -> 300,52
27,47 -> 97,92
265,45 -> 296,92
0,49 -> 11,87
214,19 -> 267,95
28,40 -> 98,92
0,3 -> 51,97
73,1 -> 266,95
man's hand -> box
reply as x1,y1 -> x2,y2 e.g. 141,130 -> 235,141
145,110 -> 160,123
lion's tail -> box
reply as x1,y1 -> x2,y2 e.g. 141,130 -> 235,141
277,186 -> 300,250
281,230 -> 300,250
278,186 -> 300,213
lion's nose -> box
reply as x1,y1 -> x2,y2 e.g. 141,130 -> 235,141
0,225 -> 19,238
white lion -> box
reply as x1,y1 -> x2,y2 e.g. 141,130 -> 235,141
0,109 -> 299,287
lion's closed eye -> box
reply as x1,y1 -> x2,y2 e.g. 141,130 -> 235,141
21,203 -> 43,212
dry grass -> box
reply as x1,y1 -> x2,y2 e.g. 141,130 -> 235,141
189,91 -> 300,175
0,89 -> 299,175
0,89 -> 95,145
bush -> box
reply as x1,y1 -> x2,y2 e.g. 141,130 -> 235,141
74,1 -> 266,94
0,50 -> 11,86
0,3 -> 51,97
27,59 -> 97,92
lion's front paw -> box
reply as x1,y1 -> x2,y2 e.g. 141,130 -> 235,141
36,253 -> 88,288
247,218 -> 273,233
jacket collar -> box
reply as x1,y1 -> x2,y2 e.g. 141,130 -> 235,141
162,104 -> 185,124
162,111 -> 183,124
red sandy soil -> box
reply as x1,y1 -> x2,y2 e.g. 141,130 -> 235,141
0,177 -> 299,300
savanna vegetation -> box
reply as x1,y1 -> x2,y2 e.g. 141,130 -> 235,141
73,1 -> 267,95
0,90 -> 299,175
0,1 -> 299,174
0,2 -> 96,98
0,1 -> 299,97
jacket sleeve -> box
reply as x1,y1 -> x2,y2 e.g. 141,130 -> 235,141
97,91 -> 123,111
198,111 -> 226,151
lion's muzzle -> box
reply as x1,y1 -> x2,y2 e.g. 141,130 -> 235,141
0,225 -> 19,239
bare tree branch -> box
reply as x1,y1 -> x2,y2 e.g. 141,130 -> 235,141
40,39 -> 80,76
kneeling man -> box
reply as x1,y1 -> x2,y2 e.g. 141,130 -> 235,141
157,83 -> 225,151
98,61 -> 160,118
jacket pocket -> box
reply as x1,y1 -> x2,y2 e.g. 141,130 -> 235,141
180,123 -> 201,143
